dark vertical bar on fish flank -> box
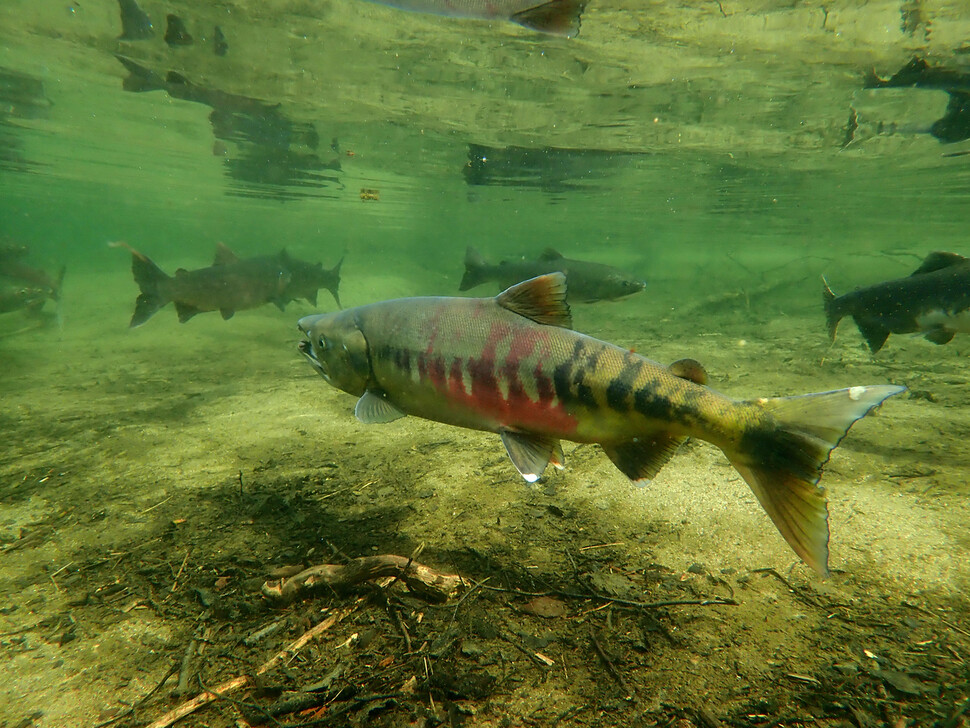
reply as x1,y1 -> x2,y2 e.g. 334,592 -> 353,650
535,364 -> 555,405
427,355 -> 446,390
604,359 -> 641,412
497,327 -> 541,408
552,339 -> 600,410
574,345 -> 603,409
447,357 -> 466,396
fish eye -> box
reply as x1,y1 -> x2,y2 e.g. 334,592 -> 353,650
318,336 -> 328,350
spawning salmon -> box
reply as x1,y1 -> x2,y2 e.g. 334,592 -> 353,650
298,273 -> 904,576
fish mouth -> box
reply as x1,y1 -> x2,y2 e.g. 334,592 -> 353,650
298,329 -> 330,381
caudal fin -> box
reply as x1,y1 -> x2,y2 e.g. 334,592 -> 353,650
728,384 -> 905,577
110,241 -> 171,327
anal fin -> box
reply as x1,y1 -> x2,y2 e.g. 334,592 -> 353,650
602,433 -> 686,483
174,301 -> 201,323
854,317 -> 890,353
500,430 -> 563,483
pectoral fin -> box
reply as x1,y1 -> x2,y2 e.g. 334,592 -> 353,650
602,434 -> 686,483
355,390 -> 406,424
500,430 -> 563,483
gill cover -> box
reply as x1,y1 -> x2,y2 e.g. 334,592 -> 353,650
299,311 -> 371,396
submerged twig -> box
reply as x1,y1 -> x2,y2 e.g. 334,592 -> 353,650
143,605 -> 356,728
262,554 -> 462,604
590,630 -> 634,702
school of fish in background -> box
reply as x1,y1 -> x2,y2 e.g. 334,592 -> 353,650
5,0 -> 970,577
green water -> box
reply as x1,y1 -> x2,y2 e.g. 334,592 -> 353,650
2,1 -> 970,726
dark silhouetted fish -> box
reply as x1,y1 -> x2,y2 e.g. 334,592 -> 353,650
298,273 -> 905,576
360,0 -> 585,36
281,253 -> 343,309
0,243 -> 64,301
117,0 -> 153,40
0,282 -> 49,315
113,242 -> 340,326
164,14 -> 193,46
865,57 -> 970,143
823,251 -> 970,352
460,246 -> 645,303
464,143 -> 635,192
214,243 -> 342,309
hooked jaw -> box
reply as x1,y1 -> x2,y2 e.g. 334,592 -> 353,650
298,315 -> 331,382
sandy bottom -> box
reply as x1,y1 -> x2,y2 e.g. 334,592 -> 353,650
1,271 -> 968,728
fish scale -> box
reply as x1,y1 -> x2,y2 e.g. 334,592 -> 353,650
299,273 -> 905,576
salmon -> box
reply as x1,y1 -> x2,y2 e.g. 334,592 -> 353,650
361,0 -> 586,36
298,273 -> 905,576
823,251 -> 970,353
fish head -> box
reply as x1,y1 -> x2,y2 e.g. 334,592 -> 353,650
298,311 -> 370,396
601,273 -> 647,299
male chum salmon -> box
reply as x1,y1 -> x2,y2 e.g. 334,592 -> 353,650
297,273 -> 904,576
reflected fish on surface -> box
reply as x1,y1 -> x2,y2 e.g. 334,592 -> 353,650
117,0 -> 153,40
113,242 -> 341,327
298,273 -> 905,576
164,14 -> 194,47
460,246 -> 645,303
358,0 -> 586,36
864,57 -> 970,143
824,251 -> 970,353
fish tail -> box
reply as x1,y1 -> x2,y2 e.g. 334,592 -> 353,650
821,275 -> 841,341
726,384 -> 905,577
327,257 -> 343,309
459,246 -> 489,291
111,241 -> 171,327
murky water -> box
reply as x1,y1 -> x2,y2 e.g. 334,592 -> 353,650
1,1 -> 969,726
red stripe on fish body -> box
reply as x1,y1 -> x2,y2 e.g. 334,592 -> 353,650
353,295 -> 733,448
361,297 -> 579,435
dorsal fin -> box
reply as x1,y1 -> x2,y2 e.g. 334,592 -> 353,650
911,251 -> 968,276
213,242 -> 239,266
496,273 -> 572,329
539,247 -> 564,261
669,358 -> 707,385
